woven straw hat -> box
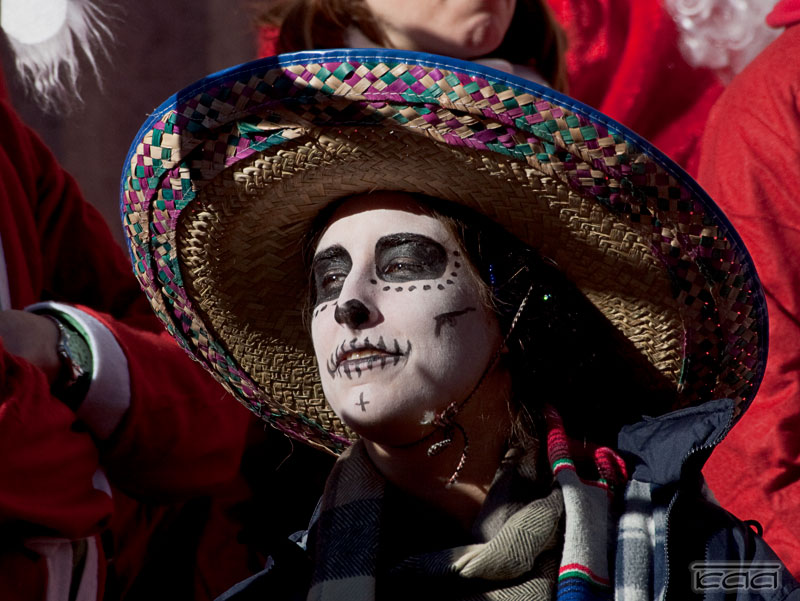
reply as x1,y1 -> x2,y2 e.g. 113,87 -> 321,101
121,49 -> 767,455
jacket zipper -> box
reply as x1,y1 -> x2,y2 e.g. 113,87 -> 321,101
661,404 -> 736,601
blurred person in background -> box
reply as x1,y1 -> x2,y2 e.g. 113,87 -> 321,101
253,0 -> 778,176
697,0 -> 800,577
0,1 -> 317,599
254,0 -> 569,91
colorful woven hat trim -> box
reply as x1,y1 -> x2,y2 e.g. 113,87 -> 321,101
121,49 -> 767,455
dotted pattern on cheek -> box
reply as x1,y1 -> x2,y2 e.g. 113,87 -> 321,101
365,249 -> 464,294
312,250 -> 467,324
319,303 -> 329,314
313,301 -> 337,320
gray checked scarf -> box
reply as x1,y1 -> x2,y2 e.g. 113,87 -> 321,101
305,438 -> 564,601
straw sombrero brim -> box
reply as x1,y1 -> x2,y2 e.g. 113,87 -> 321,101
121,49 -> 767,455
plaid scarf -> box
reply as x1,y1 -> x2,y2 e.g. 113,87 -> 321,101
306,406 -> 627,601
307,439 -> 563,600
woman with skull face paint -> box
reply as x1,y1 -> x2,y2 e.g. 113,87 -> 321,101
122,51 -> 799,600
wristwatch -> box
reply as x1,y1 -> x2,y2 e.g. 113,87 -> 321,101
39,312 -> 93,411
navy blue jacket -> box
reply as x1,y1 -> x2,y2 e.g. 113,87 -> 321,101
217,399 -> 800,600
617,399 -> 800,600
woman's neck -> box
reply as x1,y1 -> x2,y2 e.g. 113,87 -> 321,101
363,367 -> 513,532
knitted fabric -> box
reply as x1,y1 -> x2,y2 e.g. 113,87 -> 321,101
307,440 -> 563,601
543,406 -> 628,600
304,405 -> 629,601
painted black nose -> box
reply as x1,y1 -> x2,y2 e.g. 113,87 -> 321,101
334,299 -> 371,328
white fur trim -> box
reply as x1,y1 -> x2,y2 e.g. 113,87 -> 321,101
0,232 -> 11,311
663,0 -> 781,82
73,536 -> 99,601
1,0 -> 113,110
27,301 -> 131,440
25,537 -> 100,601
1,0 -> 68,45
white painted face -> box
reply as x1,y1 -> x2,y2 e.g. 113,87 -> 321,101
362,0 -> 517,59
310,192 -> 503,446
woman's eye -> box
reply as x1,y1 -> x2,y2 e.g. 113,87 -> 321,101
311,246 -> 352,304
320,271 -> 346,291
384,259 -> 423,274
313,270 -> 347,304
375,235 -> 448,283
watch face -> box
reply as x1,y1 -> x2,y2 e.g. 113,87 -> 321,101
49,313 -> 92,373
39,311 -> 93,409
62,325 -> 92,375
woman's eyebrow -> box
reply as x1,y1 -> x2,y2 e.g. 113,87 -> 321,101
375,233 -> 438,250
312,244 -> 349,267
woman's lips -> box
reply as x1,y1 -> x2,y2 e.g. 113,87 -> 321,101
340,351 -> 400,371
327,339 -> 413,379
341,348 -> 393,361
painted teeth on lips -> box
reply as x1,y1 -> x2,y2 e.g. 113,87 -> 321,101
336,339 -> 403,366
342,349 -> 392,362
326,340 -> 412,378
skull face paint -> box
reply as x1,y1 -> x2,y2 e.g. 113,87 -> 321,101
374,233 -> 448,282
310,192 -> 502,446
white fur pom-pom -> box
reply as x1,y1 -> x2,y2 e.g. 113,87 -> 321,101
1,0 -> 114,110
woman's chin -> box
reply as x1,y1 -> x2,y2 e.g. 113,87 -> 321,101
462,15 -> 508,57
340,410 -> 434,448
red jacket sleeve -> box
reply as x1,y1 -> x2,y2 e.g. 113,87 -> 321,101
0,97 -> 251,503
0,340 -> 112,537
85,307 -> 253,500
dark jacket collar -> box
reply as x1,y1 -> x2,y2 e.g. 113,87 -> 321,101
616,399 -> 736,485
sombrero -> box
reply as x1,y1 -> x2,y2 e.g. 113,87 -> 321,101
121,49 -> 767,455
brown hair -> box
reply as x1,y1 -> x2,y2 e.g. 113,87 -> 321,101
252,0 -> 568,92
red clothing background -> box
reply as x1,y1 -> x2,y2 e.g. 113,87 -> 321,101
545,0 -> 723,176
0,95 -> 253,599
698,0 -> 800,576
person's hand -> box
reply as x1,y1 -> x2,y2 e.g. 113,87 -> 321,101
0,310 -> 61,385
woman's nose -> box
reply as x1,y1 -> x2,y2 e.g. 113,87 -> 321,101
332,264 -> 379,329
334,299 -> 371,328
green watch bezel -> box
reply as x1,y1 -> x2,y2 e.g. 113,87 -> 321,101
39,312 -> 93,411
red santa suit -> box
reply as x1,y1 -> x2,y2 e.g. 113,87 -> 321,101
0,94 -> 253,600
698,0 -> 800,577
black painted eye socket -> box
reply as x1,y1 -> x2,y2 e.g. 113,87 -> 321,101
375,233 -> 447,283
312,245 -> 352,304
